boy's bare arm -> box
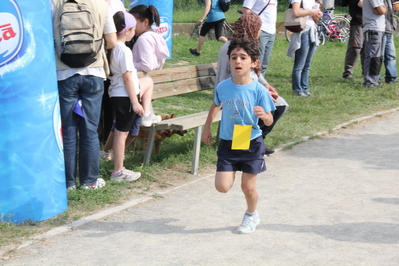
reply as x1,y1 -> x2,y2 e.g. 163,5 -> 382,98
253,106 -> 273,126
202,102 -> 221,146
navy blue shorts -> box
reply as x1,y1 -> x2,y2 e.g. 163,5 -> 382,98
110,114 -> 141,136
110,95 -> 141,132
216,136 -> 266,174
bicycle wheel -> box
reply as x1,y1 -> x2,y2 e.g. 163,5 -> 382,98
330,16 -> 350,42
190,23 -> 201,39
223,21 -> 234,38
285,29 -> 293,42
318,25 -> 326,46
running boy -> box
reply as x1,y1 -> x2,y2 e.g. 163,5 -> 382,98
108,11 -> 159,181
201,38 -> 275,234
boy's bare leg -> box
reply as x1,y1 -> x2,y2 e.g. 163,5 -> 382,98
241,172 -> 258,213
215,171 -> 236,193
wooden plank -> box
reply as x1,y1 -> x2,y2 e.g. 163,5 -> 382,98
152,76 -> 215,99
137,63 -> 217,84
154,111 -> 222,131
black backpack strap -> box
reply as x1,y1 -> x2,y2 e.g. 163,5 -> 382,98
258,0 -> 271,16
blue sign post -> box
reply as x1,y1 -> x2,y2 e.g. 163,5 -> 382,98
0,0 -> 67,223
129,0 -> 173,58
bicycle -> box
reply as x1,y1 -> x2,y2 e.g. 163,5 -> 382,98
285,7 -> 350,45
190,20 -> 234,40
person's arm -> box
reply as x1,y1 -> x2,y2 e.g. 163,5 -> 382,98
123,71 -> 144,116
103,7 -> 117,49
198,0 -> 211,24
291,2 -> 321,18
104,33 -> 117,49
215,43 -> 231,87
265,84 -> 279,102
133,37 -> 156,72
256,75 -> 278,103
373,5 -> 387,15
242,7 -> 251,14
242,0 -> 253,13
254,106 -> 273,126
201,102 -> 222,146
357,0 -> 363,8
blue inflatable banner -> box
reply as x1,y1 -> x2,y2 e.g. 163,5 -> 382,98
0,0 -> 67,223
130,0 -> 173,58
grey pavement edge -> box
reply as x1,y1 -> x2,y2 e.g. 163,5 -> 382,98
1,108 -> 399,266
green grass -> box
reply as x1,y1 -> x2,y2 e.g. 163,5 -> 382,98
172,3 -> 350,23
1,19 -> 398,251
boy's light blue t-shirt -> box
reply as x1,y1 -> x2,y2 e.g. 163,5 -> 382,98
215,78 -> 276,141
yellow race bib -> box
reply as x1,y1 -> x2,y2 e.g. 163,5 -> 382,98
232,125 -> 252,150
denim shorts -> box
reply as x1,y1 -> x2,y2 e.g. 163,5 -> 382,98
216,136 -> 266,174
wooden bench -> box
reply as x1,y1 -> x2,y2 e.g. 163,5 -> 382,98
137,63 -> 221,175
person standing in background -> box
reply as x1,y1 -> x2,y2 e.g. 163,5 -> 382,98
98,0 -> 125,145
51,0 -> 116,190
362,0 -> 387,87
242,0 -> 278,77
286,0 -> 322,97
342,0 -> 364,80
189,0 -> 228,56
382,0 -> 397,84
100,4 -> 167,159
129,5 -> 170,72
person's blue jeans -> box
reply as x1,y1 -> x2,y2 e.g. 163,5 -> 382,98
383,33 -> 397,83
292,30 -> 317,93
258,31 -> 276,77
58,74 -> 104,188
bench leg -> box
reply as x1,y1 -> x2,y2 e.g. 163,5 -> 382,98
143,128 -> 156,166
191,126 -> 202,175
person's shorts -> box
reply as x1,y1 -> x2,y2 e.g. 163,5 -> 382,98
216,136 -> 266,174
199,19 -> 225,40
128,114 -> 141,136
110,95 -> 140,132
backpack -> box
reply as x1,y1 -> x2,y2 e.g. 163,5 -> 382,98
218,0 -> 230,12
59,0 -> 103,68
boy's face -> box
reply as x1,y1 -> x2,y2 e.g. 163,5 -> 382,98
229,48 -> 257,78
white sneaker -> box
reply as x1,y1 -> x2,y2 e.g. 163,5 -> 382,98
111,168 -> 141,182
81,178 -> 106,190
141,114 -> 162,127
100,150 -> 113,161
237,211 -> 260,234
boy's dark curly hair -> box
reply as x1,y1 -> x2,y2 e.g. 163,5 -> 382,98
227,38 -> 261,76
